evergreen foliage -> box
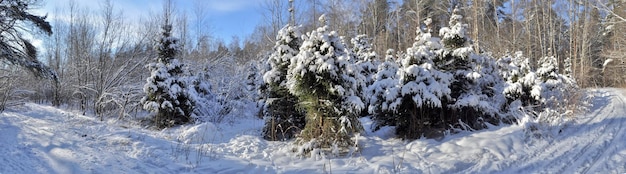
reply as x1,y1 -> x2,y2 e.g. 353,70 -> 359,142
499,52 -> 578,118
369,10 -> 516,139
287,15 -> 363,155
394,27 -> 453,139
262,25 -> 306,141
142,24 -> 195,128
367,49 -> 400,130
535,56 -> 577,110
189,70 -> 221,123
352,35 -> 379,117
500,52 -> 541,110
434,8 -> 500,131
0,0 -> 57,81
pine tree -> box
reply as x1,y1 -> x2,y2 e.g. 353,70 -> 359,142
287,15 -> 363,155
262,25 -> 306,141
0,0 -> 57,81
142,23 -> 195,128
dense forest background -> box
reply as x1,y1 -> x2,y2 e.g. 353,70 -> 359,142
0,0 -> 624,123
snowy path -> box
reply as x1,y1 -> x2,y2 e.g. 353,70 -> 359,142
505,89 -> 626,173
0,88 -> 625,173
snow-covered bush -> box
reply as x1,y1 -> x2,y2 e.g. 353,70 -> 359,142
500,54 -> 582,138
500,53 -> 578,114
261,25 -> 306,141
534,56 -> 580,121
287,15 -> 363,155
141,24 -> 195,128
218,61 -> 258,118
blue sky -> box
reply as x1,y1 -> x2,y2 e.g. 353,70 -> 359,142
35,0 -> 265,43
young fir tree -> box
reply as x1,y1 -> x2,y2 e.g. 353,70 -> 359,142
368,49 -> 401,130
473,52 -> 506,121
535,56 -> 577,110
189,70 -> 221,122
395,28 -> 452,139
245,60 -> 265,104
435,7 -> 496,130
262,25 -> 306,141
287,15 -> 363,155
351,35 -> 378,117
500,52 -> 541,111
142,23 -> 195,128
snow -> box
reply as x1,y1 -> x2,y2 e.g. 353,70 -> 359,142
2,89 -> 626,173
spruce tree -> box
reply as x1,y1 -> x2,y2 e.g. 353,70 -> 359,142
395,28 -> 452,139
189,70 -> 220,122
352,35 -> 379,87
142,23 -> 194,128
535,56 -> 577,110
435,7 -> 495,130
368,49 -> 401,130
262,25 -> 306,141
351,35 -> 378,117
287,15 -> 363,155
501,52 -> 540,110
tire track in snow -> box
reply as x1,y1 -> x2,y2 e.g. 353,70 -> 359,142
551,93 -> 621,174
499,90 -> 626,173
580,90 -> 626,173
511,89 -> 625,173
534,91 -> 623,173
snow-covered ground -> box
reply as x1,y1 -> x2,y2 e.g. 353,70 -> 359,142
1,88 -> 625,174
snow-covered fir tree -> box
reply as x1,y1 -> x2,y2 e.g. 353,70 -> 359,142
189,70 -> 221,123
245,60 -> 265,104
500,52 -> 541,111
261,25 -> 305,141
535,56 -> 577,110
500,52 -> 578,118
473,52 -> 506,119
434,7 -> 498,130
367,49 -> 401,131
351,35 -> 378,117
395,28 -> 452,139
287,15 -> 363,155
142,23 -> 195,128
352,35 -> 379,87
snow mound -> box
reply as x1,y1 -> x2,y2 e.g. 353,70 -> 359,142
177,122 -> 219,144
